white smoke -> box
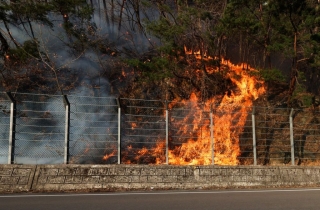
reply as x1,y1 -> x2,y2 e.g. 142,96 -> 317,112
0,0 -> 161,164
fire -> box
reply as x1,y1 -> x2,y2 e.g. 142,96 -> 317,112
131,122 -> 137,130
103,150 -> 116,161
165,49 -> 265,165
121,142 -> 166,164
103,47 -> 265,165
183,46 -> 212,60
122,69 -> 127,78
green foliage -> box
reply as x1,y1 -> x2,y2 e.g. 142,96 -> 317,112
257,68 -> 286,83
140,0 -> 152,7
7,40 -> 40,63
2,0 -> 54,27
126,57 -> 173,81
146,17 -> 186,42
293,90 -> 313,107
144,1 -> 222,82
222,0 -> 320,59
287,71 -> 314,107
0,0 -> 95,57
2,0 -> 320,99
292,73 -> 313,107
51,0 -> 93,18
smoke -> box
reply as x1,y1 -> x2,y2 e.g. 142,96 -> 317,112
0,0 -> 157,93
0,91 -> 120,164
1,0 -> 155,164
0,0 -> 162,164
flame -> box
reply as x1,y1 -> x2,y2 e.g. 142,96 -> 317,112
122,69 -> 127,78
103,150 -> 116,160
104,47 -> 265,165
119,142 -> 166,164
184,46 -> 213,60
131,122 -> 137,130
165,49 -> 265,165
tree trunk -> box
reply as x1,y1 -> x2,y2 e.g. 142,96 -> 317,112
0,31 -> 9,55
287,32 -> 298,106
118,0 -> 127,33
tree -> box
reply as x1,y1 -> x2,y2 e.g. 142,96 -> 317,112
270,0 -> 320,105
0,0 -> 95,93
126,0 -> 229,101
221,0 -> 278,68
221,0 -> 320,106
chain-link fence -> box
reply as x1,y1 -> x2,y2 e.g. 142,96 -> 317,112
13,93 -> 65,164
0,92 -> 10,163
121,98 -> 166,164
1,92 -> 320,165
68,95 -> 118,164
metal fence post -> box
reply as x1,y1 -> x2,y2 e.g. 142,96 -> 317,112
116,98 -> 121,164
252,106 -> 257,165
6,92 -> 16,164
289,108 -> 295,165
63,95 -> 70,164
165,100 -> 169,165
210,104 -> 214,165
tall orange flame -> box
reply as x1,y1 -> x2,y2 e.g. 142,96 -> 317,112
103,48 -> 265,165
165,51 -> 265,165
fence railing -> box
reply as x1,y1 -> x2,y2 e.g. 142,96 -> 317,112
1,92 -> 320,165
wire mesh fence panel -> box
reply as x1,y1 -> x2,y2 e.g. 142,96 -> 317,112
255,107 -> 292,165
0,93 -> 10,163
68,95 -> 118,164
14,93 -> 65,164
293,109 -> 320,165
213,104 -> 253,165
121,98 -> 166,164
169,100 -> 212,165
2,91 -> 320,166
237,107 -> 254,165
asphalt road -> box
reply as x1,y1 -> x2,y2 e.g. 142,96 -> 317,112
1,188 -> 320,210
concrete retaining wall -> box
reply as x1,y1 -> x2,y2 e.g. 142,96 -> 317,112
1,165 -> 320,192
0,165 -> 36,192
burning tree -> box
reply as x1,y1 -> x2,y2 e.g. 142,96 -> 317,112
1,0 -> 320,165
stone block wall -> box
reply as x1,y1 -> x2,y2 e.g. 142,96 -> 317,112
0,165 -> 36,192
1,165 -> 320,192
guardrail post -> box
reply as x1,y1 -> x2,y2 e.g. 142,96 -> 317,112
252,106 -> 257,165
63,95 -> 70,164
289,108 -> 295,165
210,104 -> 214,165
165,100 -> 169,165
6,92 -> 16,164
116,98 -> 121,164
